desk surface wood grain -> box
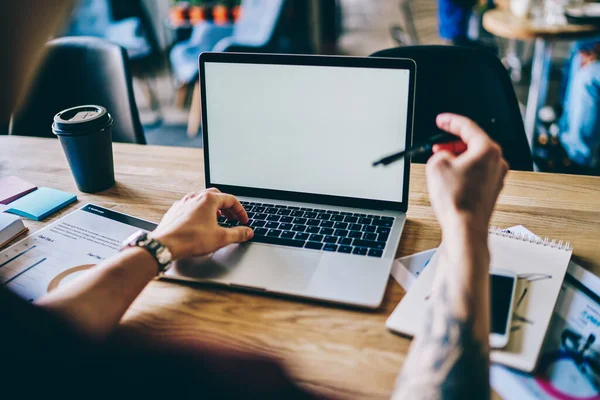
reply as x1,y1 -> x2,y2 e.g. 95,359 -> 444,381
2,136 -> 600,399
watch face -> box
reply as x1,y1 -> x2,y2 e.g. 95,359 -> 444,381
156,247 -> 172,265
121,231 -> 171,271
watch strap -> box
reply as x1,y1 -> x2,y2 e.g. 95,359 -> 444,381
122,231 -> 172,273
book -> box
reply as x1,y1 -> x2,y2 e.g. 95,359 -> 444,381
0,176 -> 37,205
386,227 -> 574,372
5,187 -> 77,221
0,213 -> 27,249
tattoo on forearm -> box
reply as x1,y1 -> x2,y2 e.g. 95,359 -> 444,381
392,283 -> 490,400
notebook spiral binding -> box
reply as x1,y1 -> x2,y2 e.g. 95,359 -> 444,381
489,226 -> 572,251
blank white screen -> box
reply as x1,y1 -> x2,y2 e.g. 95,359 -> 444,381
205,62 -> 410,203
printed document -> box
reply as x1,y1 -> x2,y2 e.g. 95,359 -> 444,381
0,204 -> 156,301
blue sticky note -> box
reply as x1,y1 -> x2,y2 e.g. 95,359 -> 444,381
6,187 -> 77,221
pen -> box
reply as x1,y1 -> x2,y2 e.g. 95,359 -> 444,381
372,132 -> 467,167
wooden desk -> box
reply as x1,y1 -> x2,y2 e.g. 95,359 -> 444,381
483,9 -> 600,148
2,136 -> 600,398
484,9 -> 600,40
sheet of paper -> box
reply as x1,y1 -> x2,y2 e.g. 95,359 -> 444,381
391,248 -> 436,291
0,176 -> 37,205
391,225 -> 531,291
0,204 -> 157,301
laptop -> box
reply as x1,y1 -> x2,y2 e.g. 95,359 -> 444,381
164,52 -> 416,308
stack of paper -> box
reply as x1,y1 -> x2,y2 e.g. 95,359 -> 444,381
0,176 -> 36,205
0,213 -> 27,249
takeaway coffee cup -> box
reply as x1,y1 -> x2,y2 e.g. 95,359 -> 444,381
52,105 -> 115,193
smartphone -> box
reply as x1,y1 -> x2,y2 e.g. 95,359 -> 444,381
490,269 -> 518,348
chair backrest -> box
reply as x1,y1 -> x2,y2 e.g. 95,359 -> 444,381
370,46 -> 533,171
108,0 -> 161,57
10,36 -> 146,144
231,0 -> 286,49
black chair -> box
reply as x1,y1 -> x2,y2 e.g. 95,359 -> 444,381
108,0 -> 165,119
10,36 -> 146,144
370,46 -> 533,171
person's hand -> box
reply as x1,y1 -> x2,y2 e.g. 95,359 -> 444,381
151,188 -> 254,260
427,114 -> 508,235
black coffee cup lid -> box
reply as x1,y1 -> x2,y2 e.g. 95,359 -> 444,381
53,105 -> 113,136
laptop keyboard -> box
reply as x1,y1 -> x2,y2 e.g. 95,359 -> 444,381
217,201 -> 395,258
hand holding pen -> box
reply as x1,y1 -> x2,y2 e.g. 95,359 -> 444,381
421,113 -> 509,231
373,121 -> 468,167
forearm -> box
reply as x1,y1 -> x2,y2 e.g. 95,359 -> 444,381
36,248 -> 158,341
392,224 -> 491,400
437,222 -> 490,343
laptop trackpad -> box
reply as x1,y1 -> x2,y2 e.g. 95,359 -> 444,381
213,244 -> 320,291
174,244 -> 321,292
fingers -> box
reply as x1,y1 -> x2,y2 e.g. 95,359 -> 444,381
220,226 -> 254,246
182,188 -> 220,202
436,113 -> 490,153
492,159 -> 509,199
210,192 -> 249,223
499,159 -> 509,182
437,113 -> 503,162
500,159 -> 509,175
181,189 -> 248,223
426,149 -> 455,173
436,113 -> 486,143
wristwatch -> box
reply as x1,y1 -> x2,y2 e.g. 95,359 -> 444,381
121,230 -> 173,273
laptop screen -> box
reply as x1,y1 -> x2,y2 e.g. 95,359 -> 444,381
202,56 -> 413,209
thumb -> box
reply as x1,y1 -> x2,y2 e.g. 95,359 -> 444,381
221,226 -> 254,245
427,148 -> 455,171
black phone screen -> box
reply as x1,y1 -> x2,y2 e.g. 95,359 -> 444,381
490,274 -> 516,334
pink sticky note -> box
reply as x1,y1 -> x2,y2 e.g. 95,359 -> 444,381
0,176 -> 37,205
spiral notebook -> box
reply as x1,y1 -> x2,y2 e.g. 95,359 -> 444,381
386,227 -> 573,372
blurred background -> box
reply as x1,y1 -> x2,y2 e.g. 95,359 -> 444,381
8,0 -> 600,174
57,0 -> 445,148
